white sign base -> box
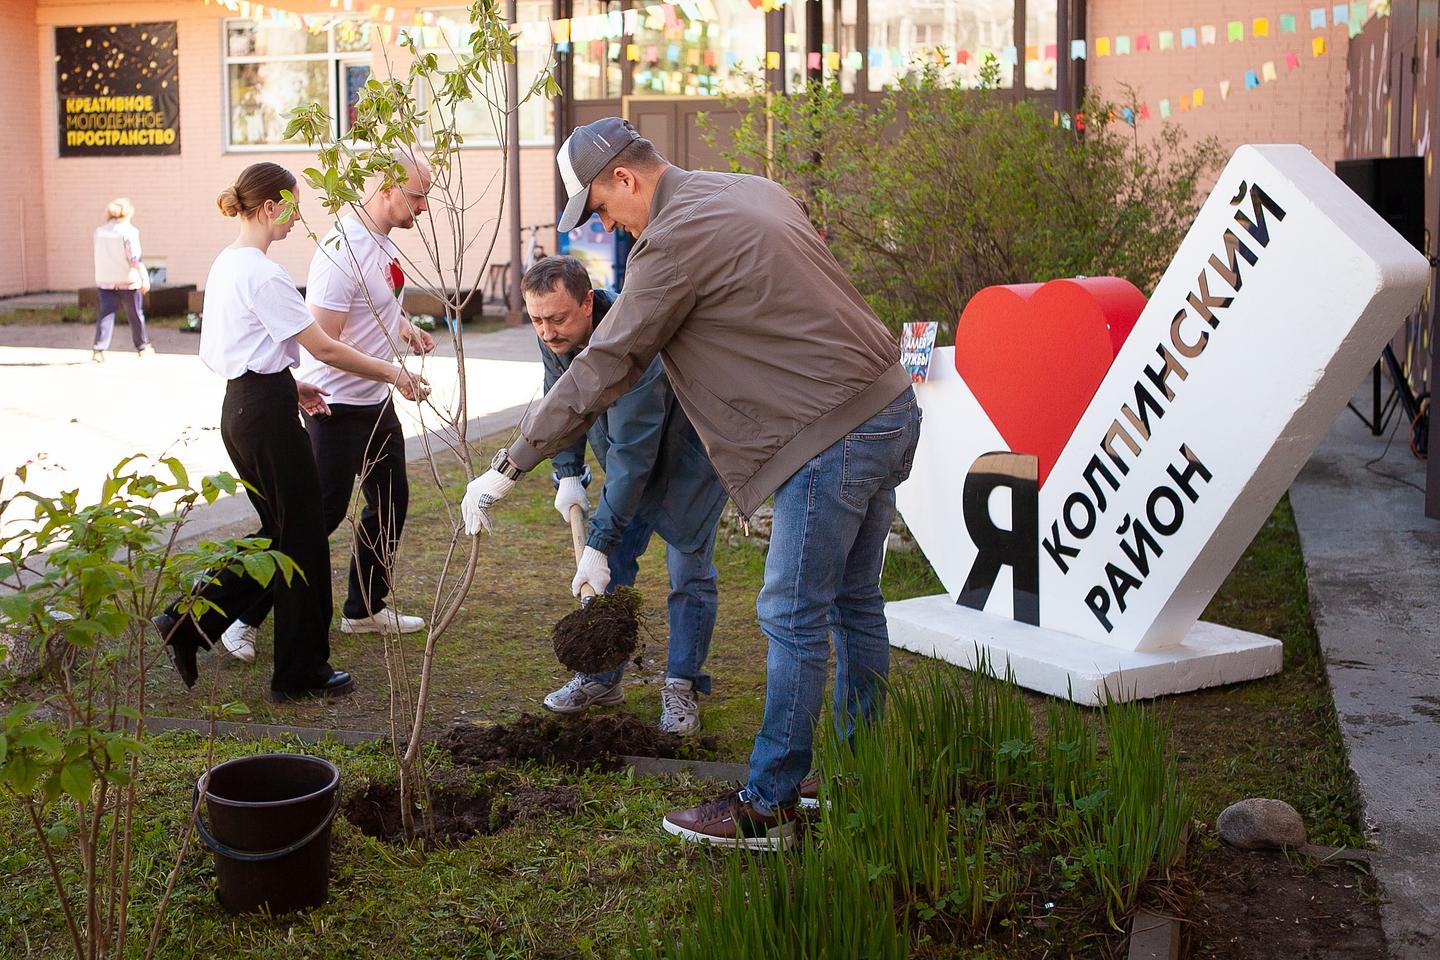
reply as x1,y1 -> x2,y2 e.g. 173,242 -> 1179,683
886,594 -> 1282,705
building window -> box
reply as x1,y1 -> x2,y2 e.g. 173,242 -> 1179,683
224,18 -> 371,148
419,4 -> 555,147
571,1 -> 624,101
865,1 -> 1058,93
629,1 -> 766,97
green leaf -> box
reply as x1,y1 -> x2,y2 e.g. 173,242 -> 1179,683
60,760 -> 93,802
14,729 -> 62,757
46,822 -> 69,845
162,457 -> 190,489
240,552 -> 276,587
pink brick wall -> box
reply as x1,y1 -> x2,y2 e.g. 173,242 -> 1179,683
1,1 -> 48,296
1085,1 -> 1351,170
30,0 -> 559,296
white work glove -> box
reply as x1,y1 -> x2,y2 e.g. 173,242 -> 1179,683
461,469 -> 517,535
553,476 -> 589,521
571,546 -> 611,597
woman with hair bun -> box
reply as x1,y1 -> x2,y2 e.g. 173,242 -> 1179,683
151,161 -> 430,703
91,197 -> 152,361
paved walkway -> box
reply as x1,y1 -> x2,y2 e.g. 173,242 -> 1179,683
0,322 -> 543,538
1290,396 -> 1440,959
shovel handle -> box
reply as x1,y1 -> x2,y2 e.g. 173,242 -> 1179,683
567,504 -> 597,601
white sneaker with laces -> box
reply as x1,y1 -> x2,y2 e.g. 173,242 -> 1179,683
658,677 -> 701,736
220,621 -> 257,663
340,607 -> 425,635
543,674 -> 625,714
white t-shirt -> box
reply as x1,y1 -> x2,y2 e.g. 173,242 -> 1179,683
93,221 -> 143,289
295,215 -> 407,406
198,247 -> 314,379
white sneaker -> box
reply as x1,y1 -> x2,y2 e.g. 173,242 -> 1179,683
658,677 -> 701,736
340,608 -> 425,635
543,674 -> 625,714
220,621 -> 257,663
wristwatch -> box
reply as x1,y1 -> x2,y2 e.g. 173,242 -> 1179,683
490,447 -> 525,480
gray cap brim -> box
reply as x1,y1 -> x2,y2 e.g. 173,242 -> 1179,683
557,187 -> 592,233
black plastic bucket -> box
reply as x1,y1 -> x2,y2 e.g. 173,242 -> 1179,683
194,754 -> 341,915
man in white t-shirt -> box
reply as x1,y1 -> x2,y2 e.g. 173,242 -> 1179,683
220,156 -> 436,661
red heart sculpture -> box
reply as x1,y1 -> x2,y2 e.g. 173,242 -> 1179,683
954,278 -> 1146,487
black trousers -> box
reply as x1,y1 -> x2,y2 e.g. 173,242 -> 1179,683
165,370 -> 333,691
238,398 -> 408,624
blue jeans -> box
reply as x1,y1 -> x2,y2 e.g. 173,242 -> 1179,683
93,288 -> 149,351
746,387 -> 922,814
583,512 -> 720,694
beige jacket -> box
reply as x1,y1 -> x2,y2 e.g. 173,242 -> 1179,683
509,167 -> 910,518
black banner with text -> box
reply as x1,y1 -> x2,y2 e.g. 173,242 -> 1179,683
56,22 -> 180,157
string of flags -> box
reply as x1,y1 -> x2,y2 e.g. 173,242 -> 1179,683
1055,2 -> 1388,129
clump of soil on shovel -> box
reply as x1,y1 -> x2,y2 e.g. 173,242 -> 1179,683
343,774 -> 580,845
552,586 -> 642,674
440,711 -> 702,773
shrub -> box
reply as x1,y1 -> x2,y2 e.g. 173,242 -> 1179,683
716,59 -> 1225,343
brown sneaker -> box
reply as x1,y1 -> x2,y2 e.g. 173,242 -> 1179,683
662,788 -> 797,851
798,773 -> 821,810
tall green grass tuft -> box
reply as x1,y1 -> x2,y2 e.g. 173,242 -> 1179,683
628,662 -> 1190,957
627,836 -> 908,960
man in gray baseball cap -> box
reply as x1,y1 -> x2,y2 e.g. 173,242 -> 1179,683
462,117 -> 919,853
556,117 -> 643,233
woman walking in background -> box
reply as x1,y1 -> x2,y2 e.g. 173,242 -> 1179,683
151,161 -> 430,702
91,197 -> 152,362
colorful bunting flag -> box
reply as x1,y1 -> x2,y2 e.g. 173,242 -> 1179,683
1115,35 -> 1130,55
766,50 -> 779,68
1181,27 -> 1197,48
1193,87 -> 1204,107
1313,35 -> 1327,56
1159,98 -> 1172,118
1228,21 -> 1244,41
1070,38 -> 1087,60
1262,60 -> 1277,81
1159,30 -> 1174,50
1286,51 -> 1300,69
1219,79 -> 1231,99
1280,13 -> 1297,33
1310,7 -> 1327,29
1095,36 -> 1111,56
1140,104 -> 1151,120
807,50 -> 821,69
1245,69 -> 1260,89
1254,17 -> 1270,37
1201,24 -> 1217,45
1136,33 -> 1150,52
1332,4 -> 1347,23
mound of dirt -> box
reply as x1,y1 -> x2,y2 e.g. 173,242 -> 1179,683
440,711 -> 693,772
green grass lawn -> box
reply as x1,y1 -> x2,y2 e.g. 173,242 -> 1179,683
0,438 -> 1367,958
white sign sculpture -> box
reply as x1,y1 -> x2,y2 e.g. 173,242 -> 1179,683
887,144 -> 1431,703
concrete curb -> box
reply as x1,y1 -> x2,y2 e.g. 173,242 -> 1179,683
1127,907 -> 1183,960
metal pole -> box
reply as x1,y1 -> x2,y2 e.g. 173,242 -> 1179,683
506,0 -> 524,325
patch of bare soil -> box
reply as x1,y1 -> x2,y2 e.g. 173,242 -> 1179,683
343,776 -> 580,845
440,710 -> 713,772
1189,842 -> 1385,959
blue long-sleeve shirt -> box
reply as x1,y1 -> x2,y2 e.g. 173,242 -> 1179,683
543,289 -> 727,554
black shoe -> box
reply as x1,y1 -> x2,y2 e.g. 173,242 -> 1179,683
268,670 -> 356,703
151,613 -> 199,688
